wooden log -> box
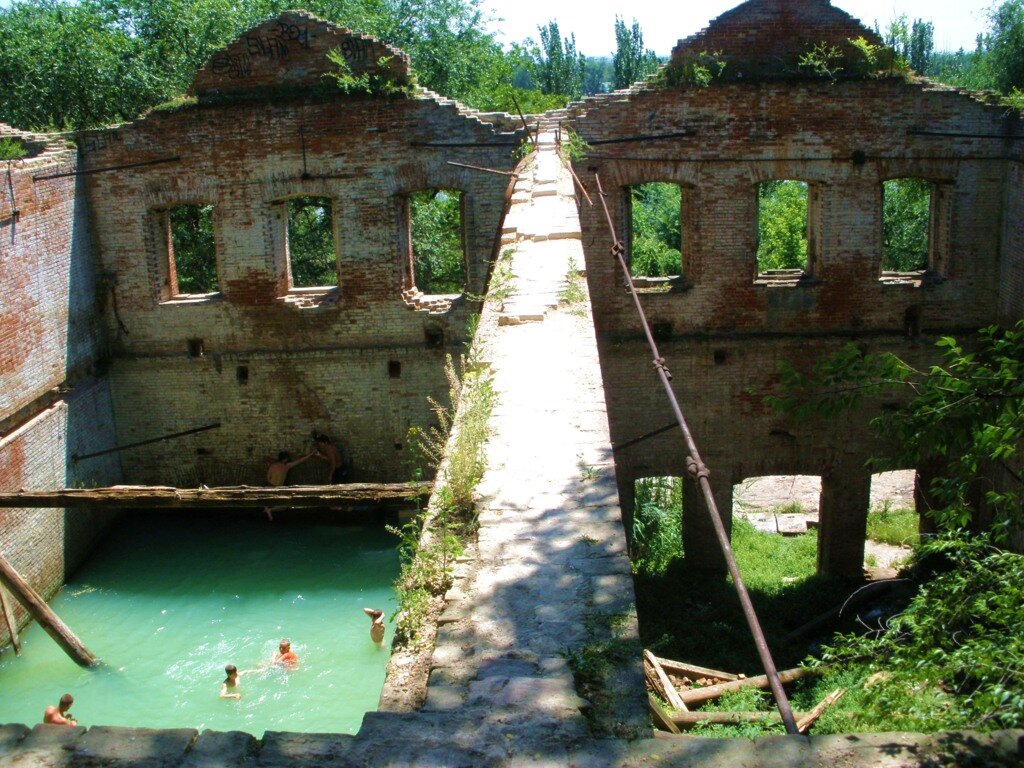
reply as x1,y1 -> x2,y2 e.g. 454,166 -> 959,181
669,710 -> 807,727
679,666 -> 814,706
0,482 -> 430,510
0,585 -> 21,654
644,650 -> 688,711
648,694 -> 681,734
796,688 -> 846,734
0,553 -> 97,667
652,654 -> 739,682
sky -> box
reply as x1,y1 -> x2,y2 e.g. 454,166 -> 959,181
482,0 -> 996,57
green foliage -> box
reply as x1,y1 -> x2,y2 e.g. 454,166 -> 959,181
767,323 -> 1024,542
909,19 -> 934,74
394,354 -> 494,644
659,50 -> 726,88
815,534 -> 1024,731
485,247 -> 514,303
756,180 -> 807,272
287,196 -> 336,287
866,501 -> 918,547
0,137 -> 28,161
528,20 -> 585,100
987,0 -> 1024,94
557,256 -> 587,313
560,129 -> 590,163
410,189 -> 464,294
882,178 -> 931,272
169,204 -> 218,293
798,42 -> 844,79
630,477 -> 682,576
326,52 -> 413,96
630,182 -> 681,277
612,16 -> 659,89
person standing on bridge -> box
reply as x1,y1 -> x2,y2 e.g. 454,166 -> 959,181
312,432 -> 347,484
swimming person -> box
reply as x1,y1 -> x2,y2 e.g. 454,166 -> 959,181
266,451 -> 312,486
312,432 -> 346,484
43,694 -> 77,726
271,638 -> 298,667
363,608 -> 385,646
219,664 -> 242,700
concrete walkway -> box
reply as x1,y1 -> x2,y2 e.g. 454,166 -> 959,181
2,125 -> 1022,767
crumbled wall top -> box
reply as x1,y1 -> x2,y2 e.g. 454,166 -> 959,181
670,0 -> 884,80
190,11 -> 410,101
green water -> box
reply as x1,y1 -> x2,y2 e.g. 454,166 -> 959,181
0,515 -> 399,736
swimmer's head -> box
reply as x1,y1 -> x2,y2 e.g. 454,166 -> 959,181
279,639 -> 291,652
277,451 -> 291,462
225,664 -> 237,677
59,693 -> 74,710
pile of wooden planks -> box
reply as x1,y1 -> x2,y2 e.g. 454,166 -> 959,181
644,650 -> 845,735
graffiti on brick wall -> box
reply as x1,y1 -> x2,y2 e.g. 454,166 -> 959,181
338,37 -> 368,66
210,21 -> 311,79
79,132 -> 120,154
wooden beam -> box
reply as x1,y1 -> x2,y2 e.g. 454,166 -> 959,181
0,483 -> 430,510
0,553 -> 97,667
796,688 -> 846,734
644,650 -> 688,712
648,694 -> 681,734
0,585 -> 21,654
669,710 -> 808,727
651,655 -> 739,682
678,666 -> 814,707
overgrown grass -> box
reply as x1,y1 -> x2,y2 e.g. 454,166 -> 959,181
866,501 -> 918,547
390,353 -> 494,645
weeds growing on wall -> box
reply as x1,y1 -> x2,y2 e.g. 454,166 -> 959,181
558,256 -> 587,314
0,137 -> 28,161
390,353 -> 494,645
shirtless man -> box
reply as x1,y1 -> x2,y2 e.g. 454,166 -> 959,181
266,451 -> 312,486
312,433 -> 346,484
271,638 -> 298,667
363,608 -> 385,646
219,664 -> 243,700
264,451 -> 312,520
43,694 -> 77,726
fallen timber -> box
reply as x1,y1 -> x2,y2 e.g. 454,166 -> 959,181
0,552 -> 97,666
0,483 -> 431,509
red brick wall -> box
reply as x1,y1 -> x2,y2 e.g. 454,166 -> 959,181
79,30 -> 522,483
568,74 -> 1016,493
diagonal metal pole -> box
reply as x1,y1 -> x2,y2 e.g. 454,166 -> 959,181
593,172 -> 799,735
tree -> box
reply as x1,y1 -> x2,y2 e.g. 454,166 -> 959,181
909,18 -> 934,74
756,180 -> 807,272
768,322 -> 1024,545
986,0 -> 1024,94
612,17 -> 659,90
529,20 -> 585,100
882,178 -> 930,272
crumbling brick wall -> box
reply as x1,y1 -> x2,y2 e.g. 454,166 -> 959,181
0,128 -> 120,646
567,0 -> 1019,575
79,13 -> 523,484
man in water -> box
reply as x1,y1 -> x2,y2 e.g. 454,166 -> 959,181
43,694 -> 77,726
363,608 -> 385,646
271,638 -> 298,667
219,664 -> 244,699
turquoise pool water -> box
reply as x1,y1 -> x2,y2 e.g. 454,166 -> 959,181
0,514 -> 399,735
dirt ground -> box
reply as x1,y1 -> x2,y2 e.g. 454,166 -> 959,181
733,470 -> 916,569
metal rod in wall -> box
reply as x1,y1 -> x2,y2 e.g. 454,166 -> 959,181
72,422 -> 221,462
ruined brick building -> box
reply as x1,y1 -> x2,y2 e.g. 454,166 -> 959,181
1,0 -> 1022,691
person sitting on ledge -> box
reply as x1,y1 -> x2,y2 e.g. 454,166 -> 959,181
266,451 -> 312,487
43,693 -> 77,726
271,638 -> 298,667
363,608 -> 385,646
